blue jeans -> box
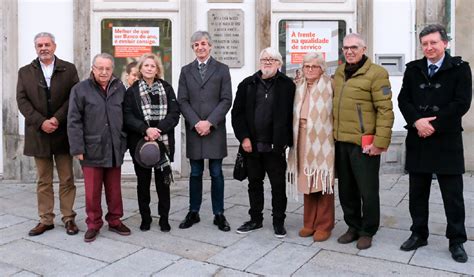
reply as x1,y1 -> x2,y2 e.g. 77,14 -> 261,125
189,159 -> 225,215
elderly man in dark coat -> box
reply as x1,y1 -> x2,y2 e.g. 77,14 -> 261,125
231,47 -> 295,238
68,53 -> 130,242
398,24 -> 472,263
177,30 -> 232,232
17,32 -> 79,237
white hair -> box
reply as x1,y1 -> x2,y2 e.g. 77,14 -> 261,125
259,47 -> 283,65
302,52 -> 327,72
92,53 -> 115,69
343,33 -> 366,47
34,32 -> 55,45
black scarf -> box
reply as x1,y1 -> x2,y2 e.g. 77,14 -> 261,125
344,55 -> 368,80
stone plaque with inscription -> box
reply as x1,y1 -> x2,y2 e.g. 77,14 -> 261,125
208,9 -> 244,68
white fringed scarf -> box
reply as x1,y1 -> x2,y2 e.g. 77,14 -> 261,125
287,74 -> 335,200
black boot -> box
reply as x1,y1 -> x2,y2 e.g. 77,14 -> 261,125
159,216 -> 171,232
140,217 -> 152,231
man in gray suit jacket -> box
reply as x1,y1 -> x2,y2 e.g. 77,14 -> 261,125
177,31 -> 232,232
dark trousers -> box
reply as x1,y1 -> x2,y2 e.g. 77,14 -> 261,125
246,151 -> 287,225
189,159 -> 225,215
335,142 -> 380,237
82,166 -> 123,230
408,172 -> 467,245
134,163 -> 170,223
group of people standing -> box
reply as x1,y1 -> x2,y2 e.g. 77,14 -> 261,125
17,24 -> 470,263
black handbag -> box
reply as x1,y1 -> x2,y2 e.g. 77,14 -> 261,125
233,150 -> 247,181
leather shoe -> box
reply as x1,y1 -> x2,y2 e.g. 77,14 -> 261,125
356,236 -> 372,250
400,235 -> 428,251
213,214 -> 231,232
28,223 -> 54,236
109,223 -> 131,236
179,212 -> 200,229
337,229 -> 359,244
449,243 -> 468,263
84,229 -> 99,242
65,220 -> 79,235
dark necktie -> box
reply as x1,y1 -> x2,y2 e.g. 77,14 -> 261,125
428,64 -> 438,78
199,63 -> 206,80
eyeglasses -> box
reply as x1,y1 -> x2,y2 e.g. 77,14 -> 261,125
303,65 -> 321,71
92,65 -> 113,72
260,58 -> 278,64
342,45 -> 360,52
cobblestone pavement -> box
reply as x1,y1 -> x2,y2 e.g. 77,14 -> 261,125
0,173 -> 473,276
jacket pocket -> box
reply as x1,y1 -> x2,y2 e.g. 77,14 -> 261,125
356,103 -> 365,133
84,135 -> 104,160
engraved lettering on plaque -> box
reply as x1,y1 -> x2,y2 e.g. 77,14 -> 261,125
208,9 -> 244,68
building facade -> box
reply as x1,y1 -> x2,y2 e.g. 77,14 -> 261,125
1,0 -> 473,180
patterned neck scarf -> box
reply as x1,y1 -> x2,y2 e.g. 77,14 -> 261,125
287,74 -> 335,200
139,79 -> 167,122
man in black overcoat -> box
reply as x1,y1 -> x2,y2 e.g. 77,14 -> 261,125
398,24 -> 472,263
231,47 -> 295,238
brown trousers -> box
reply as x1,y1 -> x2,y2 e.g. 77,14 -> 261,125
35,154 -> 76,225
303,192 -> 335,232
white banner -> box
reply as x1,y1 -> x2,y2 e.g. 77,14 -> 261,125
112,27 -> 160,46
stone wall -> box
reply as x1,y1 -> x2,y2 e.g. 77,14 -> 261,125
455,0 -> 474,170
3,0 -> 473,180
1,0 -> 26,180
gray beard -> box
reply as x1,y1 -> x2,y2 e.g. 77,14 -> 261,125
261,69 -> 277,79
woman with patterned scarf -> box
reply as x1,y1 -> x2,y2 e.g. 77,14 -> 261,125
287,52 -> 335,242
124,53 -> 180,232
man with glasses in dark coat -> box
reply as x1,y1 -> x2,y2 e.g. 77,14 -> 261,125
68,53 -> 130,242
232,47 -> 295,238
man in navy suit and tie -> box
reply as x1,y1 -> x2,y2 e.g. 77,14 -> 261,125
177,31 -> 232,232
